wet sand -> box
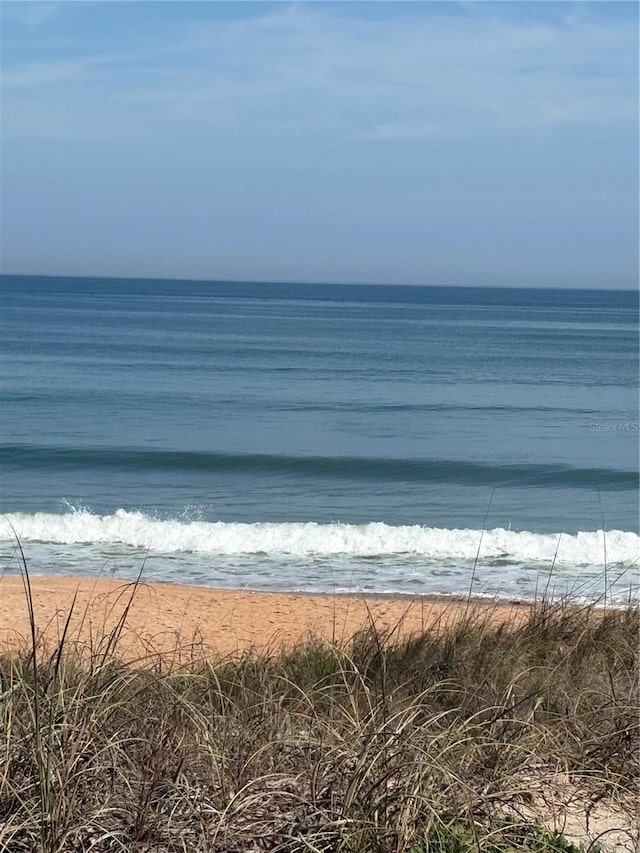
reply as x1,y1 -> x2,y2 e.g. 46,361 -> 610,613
0,574 -> 531,660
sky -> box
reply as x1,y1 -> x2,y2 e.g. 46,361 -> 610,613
1,1 -> 638,288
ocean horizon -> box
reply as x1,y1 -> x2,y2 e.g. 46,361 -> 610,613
1,275 -> 638,604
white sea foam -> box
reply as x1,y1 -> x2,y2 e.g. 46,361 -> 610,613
1,509 -> 638,567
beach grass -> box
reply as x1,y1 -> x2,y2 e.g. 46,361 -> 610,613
0,567 -> 637,852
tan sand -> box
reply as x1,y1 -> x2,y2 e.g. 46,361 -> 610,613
0,574 -> 531,660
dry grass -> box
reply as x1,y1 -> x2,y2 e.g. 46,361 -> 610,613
0,565 -> 638,852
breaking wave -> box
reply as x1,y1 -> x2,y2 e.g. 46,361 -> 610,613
1,509 -> 638,568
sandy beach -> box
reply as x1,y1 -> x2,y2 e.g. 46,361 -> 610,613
0,573 -> 531,659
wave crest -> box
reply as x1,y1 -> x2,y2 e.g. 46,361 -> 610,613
1,510 -> 637,567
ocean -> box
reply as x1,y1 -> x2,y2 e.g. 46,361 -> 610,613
0,275 -> 638,603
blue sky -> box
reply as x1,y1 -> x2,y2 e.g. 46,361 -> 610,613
1,1 -> 637,288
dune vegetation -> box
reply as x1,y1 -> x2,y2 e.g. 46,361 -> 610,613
0,563 -> 638,852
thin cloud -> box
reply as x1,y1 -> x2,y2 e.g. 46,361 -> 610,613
0,1 -> 65,29
2,4 -> 636,144
1,59 -> 91,89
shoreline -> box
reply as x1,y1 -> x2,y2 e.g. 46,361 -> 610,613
0,573 -> 534,659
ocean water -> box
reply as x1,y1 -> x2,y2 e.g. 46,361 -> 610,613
0,276 -> 638,603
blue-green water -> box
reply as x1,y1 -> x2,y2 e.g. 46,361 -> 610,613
1,276 -> 638,601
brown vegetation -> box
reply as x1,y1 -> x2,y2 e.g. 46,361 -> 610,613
0,567 -> 637,852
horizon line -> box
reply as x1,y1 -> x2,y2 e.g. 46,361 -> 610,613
1,272 -> 638,294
